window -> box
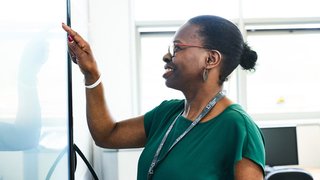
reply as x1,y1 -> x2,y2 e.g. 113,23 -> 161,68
246,29 -> 320,114
139,32 -> 184,113
134,0 -> 320,123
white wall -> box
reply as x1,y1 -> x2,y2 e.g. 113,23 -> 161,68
88,0 -> 138,179
297,124 -> 320,168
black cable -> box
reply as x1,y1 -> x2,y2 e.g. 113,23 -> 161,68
45,144 -> 99,180
73,144 -> 99,180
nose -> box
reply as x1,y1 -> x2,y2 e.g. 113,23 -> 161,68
163,52 -> 172,63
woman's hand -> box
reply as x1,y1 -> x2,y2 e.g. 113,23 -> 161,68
62,23 -> 147,149
62,23 -> 100,84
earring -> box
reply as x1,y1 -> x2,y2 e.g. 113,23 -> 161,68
202,68 -> 208,82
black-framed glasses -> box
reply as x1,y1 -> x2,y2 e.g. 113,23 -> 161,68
168,42 -> 209,57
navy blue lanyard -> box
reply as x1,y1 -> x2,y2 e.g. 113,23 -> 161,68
147,91 -> 225,179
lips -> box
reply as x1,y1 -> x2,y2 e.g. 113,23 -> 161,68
163,64 -> 175,79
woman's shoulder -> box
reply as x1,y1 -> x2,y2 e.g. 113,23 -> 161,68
150,99 -> 184,113
144,99 -> 184,121
219,104 -> 258,129
221,104 -> 246,118
160,99 -> 184,106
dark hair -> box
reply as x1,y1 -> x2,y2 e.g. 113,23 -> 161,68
188,15 -> 257,85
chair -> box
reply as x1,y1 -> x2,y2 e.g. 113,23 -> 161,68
265,168 -> 313,180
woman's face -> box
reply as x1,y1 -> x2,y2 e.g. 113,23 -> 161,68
162,23 -> 208,91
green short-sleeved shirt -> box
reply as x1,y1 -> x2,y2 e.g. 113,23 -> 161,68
137,100 -> 265,180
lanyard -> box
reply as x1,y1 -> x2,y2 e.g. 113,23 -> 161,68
147,91 -> 225,180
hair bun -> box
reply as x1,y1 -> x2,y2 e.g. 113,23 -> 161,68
240,42 -> 257,71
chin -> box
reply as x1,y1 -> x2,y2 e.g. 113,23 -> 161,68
165,80 -> 180,91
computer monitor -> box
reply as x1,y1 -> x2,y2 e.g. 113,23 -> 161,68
261,126 -> 299,167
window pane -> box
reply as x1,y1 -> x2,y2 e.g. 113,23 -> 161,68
243,0 -> 320,18
134,0 -> 239,21
246,30 -> 320,114
139,33 -> 184,113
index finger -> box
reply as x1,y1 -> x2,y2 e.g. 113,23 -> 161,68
61,23 -> 85,44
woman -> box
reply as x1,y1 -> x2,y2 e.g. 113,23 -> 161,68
62,15 -> 265,180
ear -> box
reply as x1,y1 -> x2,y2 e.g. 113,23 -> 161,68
205,50 -> 222,68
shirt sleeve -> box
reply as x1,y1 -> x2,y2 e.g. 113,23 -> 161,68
243,120 -> 266,173
234,113 -> 266,175
231,106 -> 265,174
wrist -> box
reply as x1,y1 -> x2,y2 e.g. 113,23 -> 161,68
84,73 -> 101,89
84,69 -> 100,85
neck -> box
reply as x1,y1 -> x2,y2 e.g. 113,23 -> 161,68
182,88 -> 223,120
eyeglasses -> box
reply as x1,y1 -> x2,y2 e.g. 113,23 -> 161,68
168,42 -> 209,57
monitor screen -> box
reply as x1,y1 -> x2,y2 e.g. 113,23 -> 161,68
0,0 -> 73,179
261,126 -> 299,167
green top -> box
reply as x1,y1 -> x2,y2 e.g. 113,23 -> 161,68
137,99 -> 265,180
